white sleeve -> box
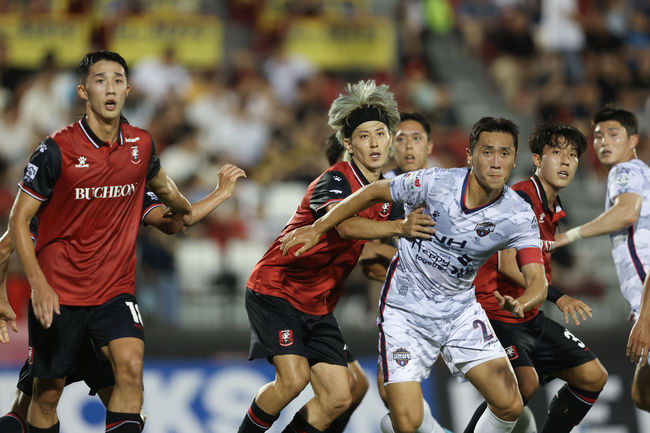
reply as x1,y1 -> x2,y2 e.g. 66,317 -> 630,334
388,168 -> 434,208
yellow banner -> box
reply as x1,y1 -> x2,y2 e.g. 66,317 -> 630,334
285,17 -> 396,71
0,14 -> 92,68
108,15 -> 223,67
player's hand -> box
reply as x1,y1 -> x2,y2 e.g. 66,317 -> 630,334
215,164 -> 246,197
400,208 -> 435,239
0,299 -> 18,343
494,290 -> 524,318
555,294 -> 592,326
31,280 -> 60,329
553,232 -> 569,249
280,226 -> 322,257
627,315 -> 650,367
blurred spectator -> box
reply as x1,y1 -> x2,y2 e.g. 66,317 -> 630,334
17,52 -> 75,138
131,47 -> 193,109
537,0 -> 585,83
263,43 -> 316,106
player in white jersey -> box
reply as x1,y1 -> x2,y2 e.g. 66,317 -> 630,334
555,107 -> 650,411
281,117 -> 548,433
360,112 -> 451,433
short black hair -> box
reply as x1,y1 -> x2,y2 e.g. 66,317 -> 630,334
78,50 -> 129,84
399,112 -> 431,140
592,106 -> 638,137
469,117 -> 519,152
529,121 -> 587,157
324,134 -> 345,166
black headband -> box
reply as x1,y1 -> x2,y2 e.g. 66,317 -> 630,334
343,106 -> 389,138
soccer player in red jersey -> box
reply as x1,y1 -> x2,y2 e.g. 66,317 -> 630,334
8,51 -> 193,433
465,121 -> 607,433
0,163 -> 245,433
237,80 -> 435,433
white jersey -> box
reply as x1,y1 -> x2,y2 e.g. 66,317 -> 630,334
606,159 -> 650,317
387,167 -> 542,318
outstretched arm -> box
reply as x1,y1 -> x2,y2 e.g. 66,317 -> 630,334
627,273 -> 650,366
0,230 -> 17,343
184,164 -> 245,226
9,191 -> 58,329
145,164 -> 246,234
555,192 -> 641,248
280,180 -> 434,256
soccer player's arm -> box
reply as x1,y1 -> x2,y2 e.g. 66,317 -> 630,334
628,273 -> 650,366
281,179 -> 434,256
9,191 -> 59,329
333,205 -> 433,241
147,167 -> 191,216
579,164 -> 645,239
145,164 -> 246,233
514,257 -> 548,316
556,193 -> 641,248
182,163 -> 246,227
358,241 -> 397,282
0,230 -> 18,343
498,248 -> 592,325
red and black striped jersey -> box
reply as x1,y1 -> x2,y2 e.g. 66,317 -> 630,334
18,115 -> 161,306
474,175 -> 564,322
247,160 -> 397,315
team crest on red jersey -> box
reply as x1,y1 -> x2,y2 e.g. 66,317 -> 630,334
131,145 -> 140,164
379,202 -> 391,217
392,347 -> 411,367
279,329 -> 294,347
475,221 -> 495,237
505,345 -> 519,360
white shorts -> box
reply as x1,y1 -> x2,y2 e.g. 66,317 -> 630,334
378,296 -> 506,384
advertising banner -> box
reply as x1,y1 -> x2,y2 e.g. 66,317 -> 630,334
285,17 -> 396,71
0,14 -> 92,68
108,15 -> 223,67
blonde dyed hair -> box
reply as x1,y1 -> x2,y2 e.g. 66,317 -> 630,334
328,80 -> 400,146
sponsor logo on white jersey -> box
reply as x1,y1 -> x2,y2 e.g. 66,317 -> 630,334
616,172 -> 629,186
75,183 -> 136,200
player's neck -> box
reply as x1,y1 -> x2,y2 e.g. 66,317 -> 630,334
353,158 -> 382,182
537,175 -> 559,208
605,152 -> 636,171
466,173 -> 501,208
85,111 -> 120,145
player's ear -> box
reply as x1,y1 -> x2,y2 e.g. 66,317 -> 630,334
77,84 -> 88,101
532,153 -> 542,168
344,138 -> 353,155
465,147 -> 472,167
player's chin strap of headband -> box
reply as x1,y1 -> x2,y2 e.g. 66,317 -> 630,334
343,106 -> 388,138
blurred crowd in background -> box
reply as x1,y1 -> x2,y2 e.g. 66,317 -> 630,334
0,0 -> 648,338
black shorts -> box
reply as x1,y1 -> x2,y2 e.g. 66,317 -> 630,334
245,289 -> 347,367
490,311 -> 597,385
17,336 -> 114,396
344,343 -> 356,364
28,293 -> 145,379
